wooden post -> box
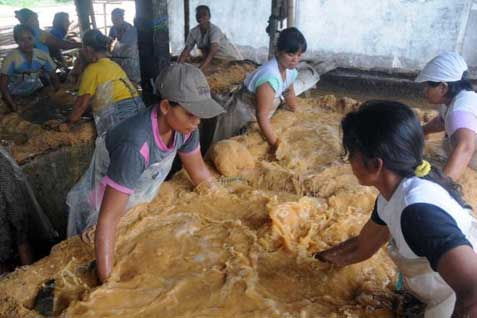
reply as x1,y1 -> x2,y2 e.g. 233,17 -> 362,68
184,0 -> 190,43
152,0 -> 171,76
135,0 -> 154,102
74,0 -> 92,33
268,0 -> 281,59
287,0 -> 295,28
135,0 -> 171,103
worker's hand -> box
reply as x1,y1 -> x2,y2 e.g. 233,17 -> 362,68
195,178 -> 228,195
80,226 -> 96,246
287,103 -> 298,112
268,138 -> 281,160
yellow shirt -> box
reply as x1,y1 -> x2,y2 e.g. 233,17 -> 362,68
78,58 -> 137,103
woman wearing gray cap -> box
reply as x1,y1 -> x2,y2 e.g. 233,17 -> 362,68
66,63 -> 224,283
416,52 -> 477,180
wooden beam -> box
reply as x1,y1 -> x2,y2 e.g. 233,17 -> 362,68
152,0 -> 171,76
135,0 -> 155,102
74,0 -> 92,33
135,0 -> 171,103
268,0 -> 281,59
184,0 -> 190,43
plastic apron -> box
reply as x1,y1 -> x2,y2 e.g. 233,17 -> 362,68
387,211 -> 477,318
293,62 -> 320,97
211,86 -> 281,144
111,42 -> 141,84
92,77 -> 144,136
66,136 -> 176,237
9,72 -> 43,96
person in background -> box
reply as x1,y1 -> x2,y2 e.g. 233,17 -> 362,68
211,27 -> 306,151
416,52 -> 477,181
66,64 -> 225,283
50,12 -> 70,40
67,29 -> 144,136
314,100 -> 477,318
108,8 -> 141,85
178,5 -> 243,71
48,12 -> 71,76
0,24 -> 59,112
15,8 -> 81,55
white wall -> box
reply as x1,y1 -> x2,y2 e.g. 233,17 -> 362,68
167,0 -> 476,71
296,0 -> 473,70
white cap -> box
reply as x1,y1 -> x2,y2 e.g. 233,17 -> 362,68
415,52 -> 468,83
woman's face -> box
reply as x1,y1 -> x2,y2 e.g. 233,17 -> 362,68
163,102 -> 200,135
111,14 -> 124,28
276,50 -> 302,70
17,30 -> 34,53
61,16 -> 70,31
196,9 -> 210,27
349,152 -> 379,186
423,82 -> 448,105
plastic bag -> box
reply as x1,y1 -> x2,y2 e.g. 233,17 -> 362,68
293,62 -> 320,96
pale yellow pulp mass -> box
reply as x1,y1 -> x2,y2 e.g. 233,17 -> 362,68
2,94 -> 476,318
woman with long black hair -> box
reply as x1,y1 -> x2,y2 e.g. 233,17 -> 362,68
314,100 -> 477,317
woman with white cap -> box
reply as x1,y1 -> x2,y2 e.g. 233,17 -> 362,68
416,52 -> 477,180
66,63 -> 224,283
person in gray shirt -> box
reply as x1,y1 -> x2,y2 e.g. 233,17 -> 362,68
66,63 -> 224,283
178,5 -> 243,71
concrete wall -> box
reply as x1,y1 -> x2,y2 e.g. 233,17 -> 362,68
168,0 -> 476,71
462,1 -> 477,70
297,0 -> 473,70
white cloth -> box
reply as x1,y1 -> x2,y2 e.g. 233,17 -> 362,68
416,52 -> 468,83
377,177 -> 477,317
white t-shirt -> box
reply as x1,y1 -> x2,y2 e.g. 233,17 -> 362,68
244,57 -> 298,98
439,90 -> 477,169
375,177 -> 475,262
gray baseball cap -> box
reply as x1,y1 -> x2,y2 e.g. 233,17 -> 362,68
155,63 -> 225,119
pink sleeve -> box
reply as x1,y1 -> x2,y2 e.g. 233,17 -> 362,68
446,111 -> 477,136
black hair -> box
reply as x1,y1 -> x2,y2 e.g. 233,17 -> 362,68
196,5 -> 211,18
427,71 -> 474,100
276,27 -> 307,54
341,99 -> 469,208
83,29 -> 112,52
52,12 -> 69,30
13,24 -> 34,42
15,8 -> 36,24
